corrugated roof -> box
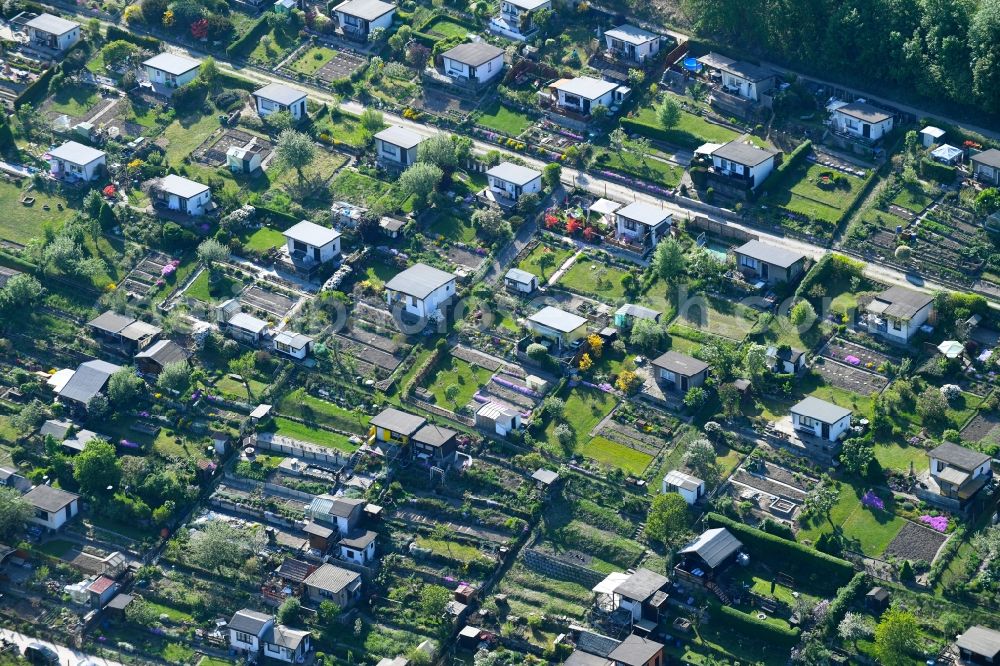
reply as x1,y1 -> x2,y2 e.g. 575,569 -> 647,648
664,469 -> 703,492
135,340 -> 189,366
504,267 -> 536,284
58,360 -> 121,405
958,626 -> 1000,658
228,609 -> 272,635
119,320 -> 161,342
263,625 -> 310,650
679,527 -> 742,569
228,312 -> 268,334
384,263 -> 455,299
615,304 -> 660,321
528,306 -> 588,333
303,563 -> 361,594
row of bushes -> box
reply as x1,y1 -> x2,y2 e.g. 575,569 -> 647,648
793,252 -> 864,303
715,604 -> 802,645
820,571 -> 870,637
226,15 -> 269,58
15,62 -> 55,109
620,115 -> 701,151
106,24 -> 161,51
767,139 -> 812,190
705,512 -> 855,595
921,157 -> 957,184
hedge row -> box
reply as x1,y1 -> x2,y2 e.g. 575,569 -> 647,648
821,571 -> 870,637
921,157 -> 957,184
705,512 -> 855,595
255,205 -> 300,230
620,116 -> 702,151
767,139 -> 812,188
106,25 -> 161,51
716,604 -> 802,645
215,71 -> 257,93
226,15 -> 269,58
793,252 -> 863,303
15,65 -> 55,109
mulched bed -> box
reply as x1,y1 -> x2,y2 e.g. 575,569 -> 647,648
821,338 -> 899,375
813,358 -> 888,393
314,51 -> 367,83
241,286 -> 297,318
883,521 -> 948,563
961,412 -> 1000,445
451,345 -> 505,372
732,469 -> 807,502
760,462 -> 815,492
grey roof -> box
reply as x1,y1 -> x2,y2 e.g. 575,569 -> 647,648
615,304 -> 660,321
734,240 -> 806,268
664,469 -> 703,492
276,558 -> 314,583
59,360 -> 122,405
119,320 -> 161,342
506,0 -> 550,9
340,529 -> 377,549
679,527 -> 743,569
379,216 -> 406,232
374,125 -> 424,150
0,266 -> 21,289
228,312 -> 268,334
930,442 -> 990,472
973,148 -> 1000,169
604,24 -> 659,46
528,306 -> 588,333
135,339 -> 189,366
370,407 -> 426,435
712,140 -> 776,167
49,141 -> 105,166
697,52 -> 737,70
651,350 -> 709,377
26,13 -> 79,35
564,650 -> 613,666
487,162 -> 541,186
613,568 -> 668,602
442,42 -> 504,67
106,593 -> 134,611
957,626 -> 1000,658
264,625 -> 310,651
253,83 -> 307,106
228,609 -> 272,636
384,263 -> 455,299
303,521 -> 333,538
835,101 -> 892,124
303,563 -> 361,594
607,634 -> 664,666
552,76 -> 618,100
23,485 -> 79,513
273,331 -> 313,350
333,0 -> 396,20
160,174 -> 209,199
143,52 -> 201,76
791,396 -> 852,424
768,346 -> 804,363
574,629 -> 621,659
283,220 -> 341,247
504,267 -> 536,284
88,310 -> 134,335
869,285 -> 934,320
717,60 -> 775,82
413,424 -> 457,448
40,419 -> 73,440
532,468 -> 559,485
616,201 -> 672,227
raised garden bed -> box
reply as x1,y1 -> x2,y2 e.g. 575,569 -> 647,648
882,521 -> 948,563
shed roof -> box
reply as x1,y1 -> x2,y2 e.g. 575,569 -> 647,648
88,310 -> 134,335
228,312 -> 268,334
135,339 -> 189,366
486,162 -> 541,186
972,148 -> 1000,169
303,563 -> 361,593
0,265 -> 21,289
340,529 -> 377,550
374,125 -> 424,150
613,568 -> 668,602
604,24 -> 659,45
333,0 -> 396,20
531,468 -> 559,485
385,263 -> 455,299
679,527 -> 743,569
254,82 -> 307,106
263,625 -> 311,651
716,59 -> 775,82
49,141 -> 105,165
40,419 -> 73,440
615,304 -> 660,321
59,360 -> 121,405
283,220 -> 341,247
734,240 -> 806,268
790,396 -> 852,424
712,140 -> 776,167
528,306 -> 588,333
160,174 -> 210,199
23,484 -> 79,513
607,634 -> 664,666
276,558 -> 315,583
664,469 -> 703,492
442,42 -> 504,67
957,626 -> 1000,658
143,52 -> 201,76
228,609 -> 272,635
370,407 -> 426,435
929,442 -> 990,472
119,320 -> 161,342
413,424 -> 457,448
551,76 -> 618,101
651,350 -> 709,377
616,201 -> 672,226
26,13 -> 79,35
273,331 -> 313,350
835,101 -> 892,124
504,267 -> 536,284
106,593 -> 134,611
867,285 -> 934,320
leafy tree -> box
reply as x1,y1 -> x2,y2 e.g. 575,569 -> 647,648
11,399 -> 47,436
742,343 -> 768,379
100,40 -> 139,70
838,612 -> 874,646
839,438 -> 875,476
359,108 -> 386,135
266,110 -> 294,133
615,369 -> 641,394
228,352 -> 258,399
586,334 -> 603,358
277,597 -> 302,624
578,353 -> 593,372
107,366 -> 145,406
682,438 -> 716,482
419,584 -> 452,622
609,127 -> 627,155
0,487 -> 33,541
125,597 -> 158,626
646,492 -> 689,547
541,396 -> 565,419
789,300 -> 817,327
974,188 -> 1000,216
74,439 -> 123,496
542,162 -> 562,189
651,237 -> 685,282
444,384 -> 461,406
916,387 -> 948,425
274,130 -> 316,182
554,423 -> 575,451
190,520 -> 247,573
472,206 -> 512,244
657,96 -> 681,130
197,238 -> 229,269
317,600 -> 342,626
417,133 -> 458,170
718,383 -> 740,419
398,163 -> 443,207
199,57 -> 219,84
156,361 -> 191,394
683,386 -> 708,410
873,608 -> 919,666
804,484 -> 839,526
538,251 -> 557,279
629,317 -> 666,354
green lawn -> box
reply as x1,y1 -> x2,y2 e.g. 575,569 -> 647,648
144,600 -> 195,623
892,183 -> 934,213
0,180 -> 78,244
672,295 -> 758,342
248,23 -> 299,64
213,376 -> 268,401
557,257 -> 633,300
577,436 -> 653,476
415,536 -> 484,563
329,169 -> 393,207
277,393 -> 368,434
598,150 -> 683,188
185,271 -> 244,303
476,100 -> 535,136
798,484 -> 906,556
38,539 -> 74,558
47,82 -> 101,117
289,46 -> 338,76
764,163 -> 865,224
241,226 -> 286,252
272,416 -> 360,452
162,112 -> 222,166
315,110 -> 370,149
427,211 -> 478,244
198,657 -> 237,666
874,441 -> 930,473
421,15 -> 476,39
756,372 -> 874,421
424,356 -> 492,408
517,243 -> 575,282
625,103 -> 744,149
543,387 -> 626,470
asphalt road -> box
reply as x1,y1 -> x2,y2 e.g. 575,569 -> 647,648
0,628 -> 124,666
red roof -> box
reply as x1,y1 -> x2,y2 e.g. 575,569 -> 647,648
88,576 -> 116,594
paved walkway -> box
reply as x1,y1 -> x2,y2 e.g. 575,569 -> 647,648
0,628 -> 124,666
